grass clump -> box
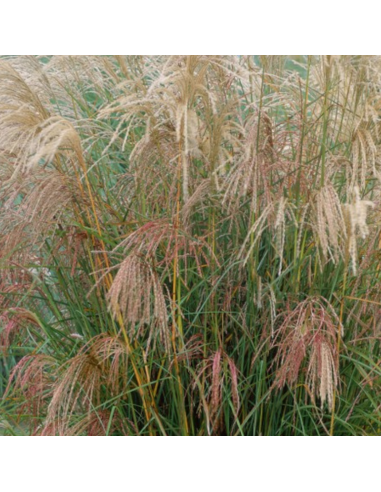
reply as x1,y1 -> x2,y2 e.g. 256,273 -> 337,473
1,55 -> 381,436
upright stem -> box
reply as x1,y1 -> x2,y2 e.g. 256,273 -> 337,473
330,267 -> 347,436
320,62 -> 331,188
171,141 -> 189,435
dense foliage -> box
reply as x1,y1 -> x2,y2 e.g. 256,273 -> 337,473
1,55 -> 381,436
